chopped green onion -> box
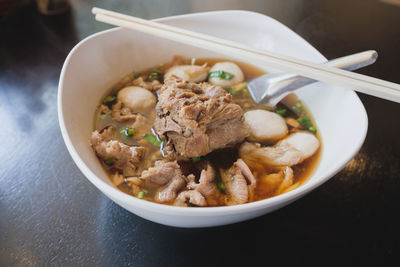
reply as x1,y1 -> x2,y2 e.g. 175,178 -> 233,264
148,76 -> 157,81
105,157 -> 115,166
297,117 -> 305,123
127,128 -> 135,136
134,72 -> 142,78
192,156 -> 202,163
138,189 -> 148,199
102,95 -> 116,104
242,87 -> 249,95
227,88 -> 239,95
147,69 -> 163,81
99,112 -> 108,119
218,181 -> 226,191
216,173 -> 226,192
143,133 -> 163,147
297,116 -> 317,133
297,116 -> 312,128
208,70 -> 234,80
295,102 -> 302,110
276,108 -> 287,116
120,128 -> 135,137
308,126 -> 317,134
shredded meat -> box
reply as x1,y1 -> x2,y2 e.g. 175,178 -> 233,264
188,163 -> 217,197
130,113 -> 154,138
220,158 -> 257,206
99,104 -> 110,114
234,158 -> 256,196
140,160 -> 182,185
174,190 -> 207,207
221,167 -> 248,206
154,78 -> 249,159
90,126 -> 145,176
157,176 -> 186,203
130,76 -> 162,92
139,160 -> 188,203
111,101 -> 139,122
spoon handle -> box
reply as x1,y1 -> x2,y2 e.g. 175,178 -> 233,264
259,50 -> 378,107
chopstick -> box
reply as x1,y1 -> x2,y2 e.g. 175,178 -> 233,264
92,7 -> 400,103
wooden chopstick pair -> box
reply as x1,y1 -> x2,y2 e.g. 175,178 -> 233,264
92,7 -> 400,103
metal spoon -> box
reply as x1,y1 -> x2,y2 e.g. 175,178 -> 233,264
247,50 -> 378,107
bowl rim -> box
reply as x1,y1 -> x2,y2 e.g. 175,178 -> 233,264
57,9 -> 368,216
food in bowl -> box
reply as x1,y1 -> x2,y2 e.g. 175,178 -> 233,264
90,56 -> 321,207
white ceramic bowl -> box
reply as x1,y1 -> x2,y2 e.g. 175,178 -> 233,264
58,10 -> 367,228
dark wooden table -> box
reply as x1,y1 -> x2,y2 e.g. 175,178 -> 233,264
1,0 -> 400,266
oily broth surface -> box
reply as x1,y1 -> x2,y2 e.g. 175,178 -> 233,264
93,58 -> 321,205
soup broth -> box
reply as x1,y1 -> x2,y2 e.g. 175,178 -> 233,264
92,57 -> 321,206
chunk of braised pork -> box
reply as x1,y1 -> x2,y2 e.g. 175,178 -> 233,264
90,126 -> 145,176
154,78 -> 249,159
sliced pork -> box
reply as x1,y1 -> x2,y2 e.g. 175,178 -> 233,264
140,160 -> 182,185
90,126 -> 145,176
234,158 -> 256,195
130,76 -> 162,92
139,160 -> 188,203
220,158 -> 256,206
157,176 -> 186,203
174,190 -> 207,207
187,163 -> 217,197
